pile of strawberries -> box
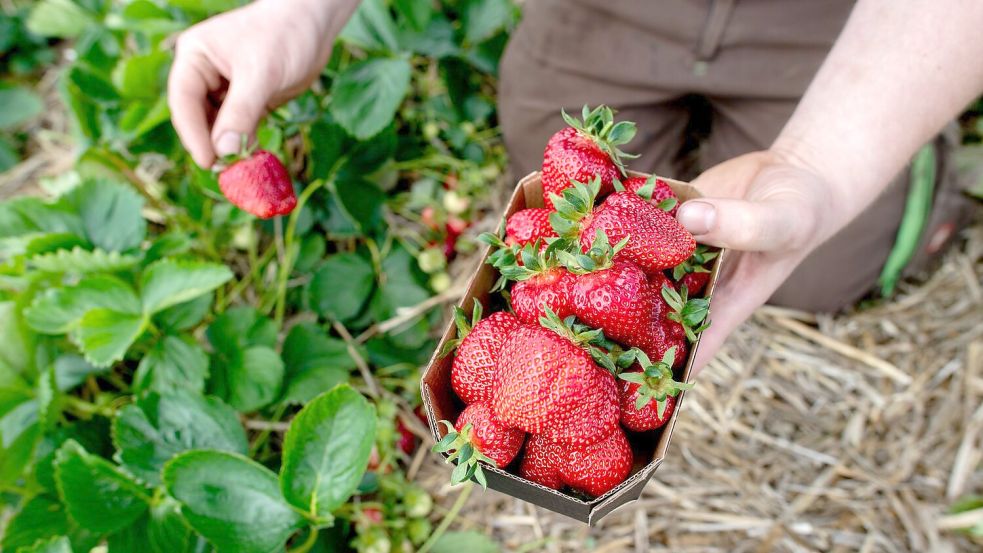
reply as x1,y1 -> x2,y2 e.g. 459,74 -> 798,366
434,106 -> 718,498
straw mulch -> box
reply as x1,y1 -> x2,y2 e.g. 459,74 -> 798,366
416,216 -> 983,553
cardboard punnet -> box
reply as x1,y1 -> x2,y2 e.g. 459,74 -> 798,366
420,171 -> 724,525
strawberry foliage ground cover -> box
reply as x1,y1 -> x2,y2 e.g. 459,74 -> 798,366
0,0 -> 516,551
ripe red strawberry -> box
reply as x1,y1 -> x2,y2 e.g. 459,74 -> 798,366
557,426 -> 633,497
551,179 -> 696,274
621,175 -> 679,216
618,347 -> 692,432
480,236 -> 576,325
396,418 -> 417,456
561,232 -> 656,350
640,282 -> 707,367
647,271 -> 675,294
541,105 -> 637,206
218,150 -> 297,219
670,245 -> 719,296
432,403 -> 525,486
519,434 -> 563,490
448,303 -> 520,405
492,315 -> 619,446
506,208 -> 556,248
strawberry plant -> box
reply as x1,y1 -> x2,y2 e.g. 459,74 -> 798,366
1,0 -> 516,551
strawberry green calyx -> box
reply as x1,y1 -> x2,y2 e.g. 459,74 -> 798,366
548,177 -> 603,239
618,347 -> 694,417
557,229 -> 628,275
660,283 -> 711,342
561,105 -> 639,174
671,245 -> 719,280
432,421 -> 495,488
216,134 -> 259,167
439,301 -> 483,357
539,307 -> 623,374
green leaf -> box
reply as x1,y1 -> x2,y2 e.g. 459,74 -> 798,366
370,244 -> 431,321
329,58 -> 412,140
69,308 -> 147,367
332,177 -> 386,234
108,498 -> 196,553
26,0 -> 95,38
0,420 -> 39,487
167,0 -> 242,16
339,0 -> 400,52
54,440 -> 150,534
280,323 -> 357,404
280,385 -> 376,518
0,86 -> 44,129
53,354 -> 107,391
308,253 -> 375,322
140,259 -> 233,314
1,495 -> 76,552
394,0 -> 433,31
28,247 -> 142,274
164,450 -> 305,553
134,335 -> 209,395
113,391 -> 247,486
25,275 -> 141,334
430,531 -> 500,553
0,301 -> 31,375
112,50 -> 170,100
64,178 -> 146,252
211,346 -> 284,413
206,306 -> 278,352
17,536 -> 72,553
460,0 -> 513,44
152,292 -> 213,332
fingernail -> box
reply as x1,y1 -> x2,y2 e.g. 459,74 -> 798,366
678,201 -> 716,235
214,132 -> 241,157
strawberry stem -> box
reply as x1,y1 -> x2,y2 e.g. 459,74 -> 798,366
560,105 -> 640,174
619,347 -> 694,415
660,284 -> 711,342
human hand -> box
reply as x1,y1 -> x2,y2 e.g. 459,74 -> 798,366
677,150 -> 839,374
168,0 -> 359,168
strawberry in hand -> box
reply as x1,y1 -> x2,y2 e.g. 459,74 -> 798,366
218,148 -> 297,219
541,105 -> 637,206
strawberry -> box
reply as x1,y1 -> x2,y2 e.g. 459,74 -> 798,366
446,303 -> 520,405
559,231 -> 656,351
621,175 -> 679,216
492,312 -> 619,446
670,245 -> 719,297
557,426 -> 633,497
618,347 -> 693,432
218,150 -> 297,219
480,236 -> 576,325
640,282 -> 708,367
432,403 -> 525,487
551,179 -> 696,274
647,271 -> 675,294
506,208 -> 556,248
396,418 -> 417,456
519,434 -> 563,490
541,105 -> 637,206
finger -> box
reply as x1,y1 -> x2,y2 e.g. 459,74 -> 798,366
210,67 -> 272,158
677,196 -> 812,252
168,48 -> 218,169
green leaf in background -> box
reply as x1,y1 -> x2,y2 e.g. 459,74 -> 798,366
370,244 -> 431,321
309,253 -> 375,322
329,58 -> 412,140
0,495 -> 78,552
37,366 -> 60,430
54,440 -> 150,534
394,0 -> 434,31
151,292 -> 213,332
430,531 -> 500,553
164,450 -> 305,553
134,335 -> 208,394
0,301 -> 31,376
69,308 -> 147,367
64,178 -> 146,252
113,391 -> 247,486
139,259 -> 233,314
28,247 -> 142,274
112,50 -> 170,100
460,0 -> 513,45
0,85 -> 44,129
167,0 -> 243,17
26,0 -> 95,38
108,498 -> 197,553
17,536 -> 73,553
25,274 -> 140,334
340,0 -> 400,52
333,177 -> 386,234
0,135 -> 19,172
212,346 -> 284,413
280,385 -> 376,519
52,354 -> 106,392
280,323 -> 357,405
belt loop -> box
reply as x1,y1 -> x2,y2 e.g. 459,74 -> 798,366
695,0 -> 736,62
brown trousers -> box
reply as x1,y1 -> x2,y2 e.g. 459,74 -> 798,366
498,0 -> 975,312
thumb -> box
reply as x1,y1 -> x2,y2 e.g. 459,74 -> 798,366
676,197 -> 810,252
211,70 -> 272,157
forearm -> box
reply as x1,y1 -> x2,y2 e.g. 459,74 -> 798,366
773,0 -> 983,242
255,0 -> 361,58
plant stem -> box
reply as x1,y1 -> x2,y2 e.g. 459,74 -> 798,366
63,396 -> 116,419
287,527 -> 319,553
248,403 -> 289,458
417,483 -> 473,553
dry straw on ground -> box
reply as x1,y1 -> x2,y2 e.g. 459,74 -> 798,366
417,217 -> 983,553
